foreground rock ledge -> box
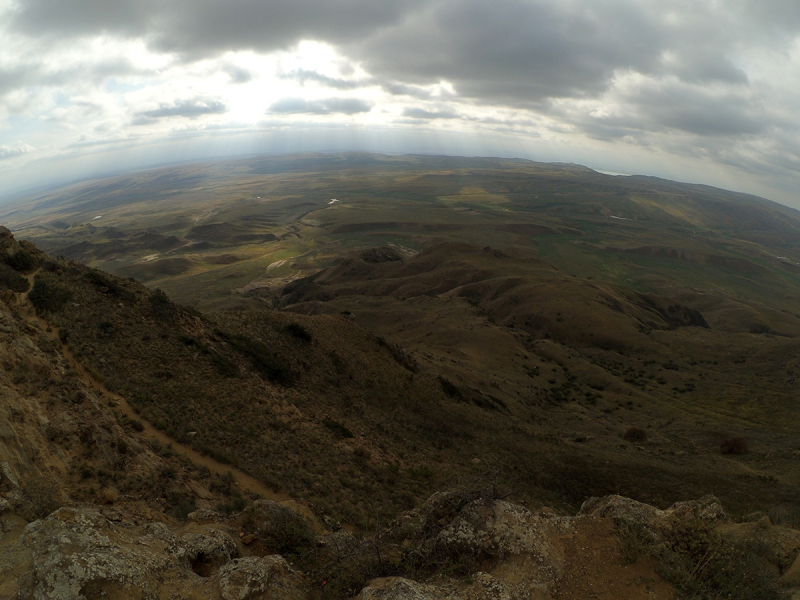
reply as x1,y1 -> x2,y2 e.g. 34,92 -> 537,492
1,491 -> 798,600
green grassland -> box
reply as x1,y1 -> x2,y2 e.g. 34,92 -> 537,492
7,153 -> 800,525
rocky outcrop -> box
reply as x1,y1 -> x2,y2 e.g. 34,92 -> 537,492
215,556 -> 303,600
4,504 -> 304,600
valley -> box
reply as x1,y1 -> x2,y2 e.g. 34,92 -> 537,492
2,153 -> 800,598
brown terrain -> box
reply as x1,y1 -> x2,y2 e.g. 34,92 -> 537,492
1,154 -> 800,599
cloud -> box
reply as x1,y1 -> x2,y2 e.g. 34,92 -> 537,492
0,143 -> 34,160
136,99 -> 227,122
268,97 -> 372,115
283,69 -> 365,90
9,0 -> 428,58
382,82 -> 433,99
402,107 -> 459,120
223,64 -> 254,84
5,0 -> 800,206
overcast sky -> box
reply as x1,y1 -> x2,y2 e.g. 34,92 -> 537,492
2,0 -> 800,206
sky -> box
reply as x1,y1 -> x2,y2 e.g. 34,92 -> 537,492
2,0 -> 800,207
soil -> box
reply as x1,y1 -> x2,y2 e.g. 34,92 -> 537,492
552,518 -> 675,600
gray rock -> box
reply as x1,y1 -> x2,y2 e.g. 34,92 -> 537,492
215,555 -> 302,600
578,494 -> 664,525
355,577 -> 439,600
19,507 -> 174,600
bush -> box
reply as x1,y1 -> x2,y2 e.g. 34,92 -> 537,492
28,278 -> 72,314
0,264 -> 30,292
438,376 -> 462,398
617,517 -> 783,600
721,437 -> 748,455
86,269 -> 135,301
285,322 -> 312,342
148,288 -> 175,319
4,250 -> 38,274
323,418 -> 354,439
623,427 -> 648,443
216,330 -> 293,385
19,477 -> 62,521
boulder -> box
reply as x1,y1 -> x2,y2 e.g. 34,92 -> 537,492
579,494 -> 664,525
18,507 -> 176,599
177,528 -> 239,576
437,499 -> 568,594
355,577 -> 439,600
214,555 -> 303,600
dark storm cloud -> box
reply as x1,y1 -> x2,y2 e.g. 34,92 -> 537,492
351,0 -> 781,107
268,97 -> 372,115
9,0 -> 799,114
354,0 -> 668,102
10,0 -> 428,57
135,99 -> 227,123
634,85 -> 767,137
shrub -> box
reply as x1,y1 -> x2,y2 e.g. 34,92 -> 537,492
4,250 -> 38,273
721,437 -> 748,455
217,331 -> 293,385
285,322 -> 312,342
86,269 -> 135,300
0,264 -> 30,292
19,477 -> 62,521
438,376 -> 462,398
323,418 -> 354,439
616,517 -> 783,600
148,288 -> 175,318
28,278 -> 72,314
623,427 -> 648,443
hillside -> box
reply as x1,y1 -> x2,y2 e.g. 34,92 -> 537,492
2,154 -> 800,598
0,230 -> 797,598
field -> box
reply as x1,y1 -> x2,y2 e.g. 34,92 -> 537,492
6,153 -> 800,525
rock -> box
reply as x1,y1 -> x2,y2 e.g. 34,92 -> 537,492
0,290 -> 16,307
355,577 -> 438,600
781,552 -> 800,586
1,462 -> 19,489
215,555 -> 303,600
462,571 -> 549,600
18,506 -> 175,599
177,528 -> 239,576
661,495 -> 728,525
187,508 -> 226,524
579,494 -> 664,525
437,499 -> 567,593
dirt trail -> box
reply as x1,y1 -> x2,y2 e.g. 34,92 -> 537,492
23,270 -> 291,503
